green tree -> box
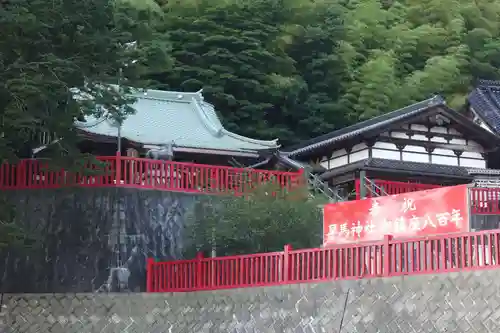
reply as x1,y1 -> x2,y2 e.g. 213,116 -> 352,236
0,0 -> 170,249
340,0 -> 500,113
185,184 -> 326,257
150,0 -> 349,145
280,0 -> 348,138
150,0 -> 303,144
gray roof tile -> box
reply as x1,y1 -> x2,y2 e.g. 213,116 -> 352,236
468,80 -> 500,132
286,94 -> 500,157
285,96 -> 446,157
363,158 -> 471,178
319,157 -> 472,180
75,88 -> 279,152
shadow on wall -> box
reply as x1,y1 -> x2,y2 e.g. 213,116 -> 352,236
0,188 -> 200,293
471,214 -> 500,231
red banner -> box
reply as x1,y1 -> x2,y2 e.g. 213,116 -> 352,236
323,184 -> 470,246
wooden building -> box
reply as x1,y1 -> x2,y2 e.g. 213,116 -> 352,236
282,95 -> 500,199
466,79 -> 500,136
466,79 -> 500,186
36,88 -> 280,167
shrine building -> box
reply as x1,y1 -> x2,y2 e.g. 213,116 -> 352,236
281,95 -> 500,200
466,79 -> 500,136
464,79 -> 500,187
36,88 -> 279,167
0,88 -> 299,294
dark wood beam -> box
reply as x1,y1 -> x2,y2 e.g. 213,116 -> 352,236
384,129 -> 465,141
362,167 -> 472,180
377,136 -> 484,153
329,172 -> 355,186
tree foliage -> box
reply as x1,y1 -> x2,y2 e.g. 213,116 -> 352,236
147,0 -> 500,142
0,0 -> 170,163
149,0 -> 500,253
0,0 -> 170,250
3,0 -> 500,252
185,184 -> 325,257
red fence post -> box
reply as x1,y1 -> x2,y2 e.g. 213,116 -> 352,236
196,251 -> 204,289
383,235 -> 393,276
115,153 -> 122,185
146,258 -> 155,292
16,160 -> 26,189
297,168 -> 305,186
355,179 -> 360,200
283,244 -> 292,283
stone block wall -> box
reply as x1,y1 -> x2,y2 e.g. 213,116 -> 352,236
0,188 -> 200,293
2,269 -> 500,332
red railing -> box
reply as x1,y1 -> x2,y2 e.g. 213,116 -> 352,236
0,155 -> 305,195
355,179 -> 442,199
147,229 -> 500,292
353,179 -> 500,215
470,188 -> 500,214
370,179 -> 442,196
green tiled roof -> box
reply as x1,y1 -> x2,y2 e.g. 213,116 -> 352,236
75,88 -> 279,153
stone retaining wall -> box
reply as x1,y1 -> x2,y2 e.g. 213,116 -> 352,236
2,269 -> 500,332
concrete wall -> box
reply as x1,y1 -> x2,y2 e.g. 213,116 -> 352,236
1,188 -> 201,293
2,269 -> 500,333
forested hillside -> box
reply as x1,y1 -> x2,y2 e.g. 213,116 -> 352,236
1,0 -> 499,254
140,0 -> 500,145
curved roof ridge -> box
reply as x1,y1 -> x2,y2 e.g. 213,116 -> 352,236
199,101 -> 224,129
190,97 -> 223,136
475,88 -> 500,129
285,95 -> 444,156
134,88 -> 205,102
191,95 -> 279,147
74,87 -> 200,129
74,86 -> 281,151
221,129 -> 279,147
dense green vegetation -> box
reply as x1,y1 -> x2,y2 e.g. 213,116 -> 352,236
149,0 -> 500,145
1,0 -> 500,252
2,0 -> 500,160
184,183 -> 325,256
0,0 -> 169,249
2,0 -> 500,158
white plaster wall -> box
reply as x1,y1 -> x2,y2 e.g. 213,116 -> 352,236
429,126 -> 447,134
402,145 -> 428,163
313,121 -> 488,170
431,148 -> 457,166
410,124 -> 427,132
449,138 -> 467,145
322,155 -> 347,169
350,149 -> 369,163
432,155 -> 457,165
460,158 -> 486,168
331,148 -> 347,159
352,143 -> 367,152
372,149 -> 400,160
372,142 -> 400,160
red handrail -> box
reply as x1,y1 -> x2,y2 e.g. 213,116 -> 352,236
470,187 -> 500,214
353,180 -> 500,215
355,179 -> 442,199
0,156 -> 305,195
369,179 -> 441,197
147,229 -> 500,292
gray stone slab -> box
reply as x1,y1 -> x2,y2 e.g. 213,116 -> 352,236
3,269 -> 500,332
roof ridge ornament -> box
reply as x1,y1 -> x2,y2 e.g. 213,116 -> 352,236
195,89 -> 204,101
428,94 -> 445,106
